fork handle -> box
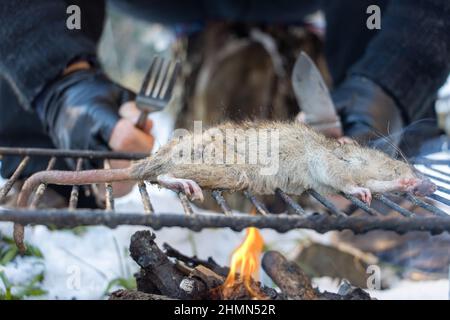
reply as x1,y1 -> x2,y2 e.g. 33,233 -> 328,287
135,110 -> 149,131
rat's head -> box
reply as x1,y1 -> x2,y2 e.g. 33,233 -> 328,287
408,176 -> 436,197
352,147 -> 437,197
389,158 -> 436,196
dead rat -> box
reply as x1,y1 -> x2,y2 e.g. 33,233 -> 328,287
13,121 -> 436,252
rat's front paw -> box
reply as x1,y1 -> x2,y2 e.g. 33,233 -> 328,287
395,178 -> 418,191
347,186 -> 372,205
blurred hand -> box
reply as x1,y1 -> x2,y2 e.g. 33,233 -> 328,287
107,101 -> 154,198
332,75 -> 404,149
109,101 -> 154,153
297,76 -> 404,151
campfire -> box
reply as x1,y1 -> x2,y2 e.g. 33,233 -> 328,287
109,230 -> 373,300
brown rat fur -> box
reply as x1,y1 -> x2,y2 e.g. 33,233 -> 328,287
13,121 -> 436,252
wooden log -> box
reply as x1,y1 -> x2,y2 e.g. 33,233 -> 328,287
129,230 -> 187,298
163,243 -> 230,277
129,230 -> 233,300
262,250 -> 318,300
134,269 -> 161,295
190,265 -> 225,289
262,251 -> 373,300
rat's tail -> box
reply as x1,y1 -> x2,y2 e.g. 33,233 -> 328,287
14,167 -> 134,253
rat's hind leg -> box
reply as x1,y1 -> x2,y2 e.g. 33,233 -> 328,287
344,186 -> 372,204
157,165 -> 249,201
157,174 -> 204,201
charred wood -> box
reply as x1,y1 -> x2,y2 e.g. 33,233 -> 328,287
163,242 -> 229,277
129,230 -> 205,299
262,250 -> 318,300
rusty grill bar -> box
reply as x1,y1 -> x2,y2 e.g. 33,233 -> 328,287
1,147 -> 450,235
138,181 -> 154,214
30,157 -> 56,209
69,158 -> 83,210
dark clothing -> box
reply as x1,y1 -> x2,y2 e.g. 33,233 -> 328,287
0,0 -> 103,109
0,0 -> 105,179
0,80 -> 100,208
0,0 -> 450,178
348,0 -> 450,121
1,0 -> 449,114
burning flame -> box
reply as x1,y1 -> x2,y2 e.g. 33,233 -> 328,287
222,208 -> 265,298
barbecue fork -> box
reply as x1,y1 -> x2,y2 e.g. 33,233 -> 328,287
135,56 -> 181,130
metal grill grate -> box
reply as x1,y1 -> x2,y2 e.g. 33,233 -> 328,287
1,147 -> 450,235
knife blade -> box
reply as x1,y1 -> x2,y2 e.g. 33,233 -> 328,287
291,52 -> 343,137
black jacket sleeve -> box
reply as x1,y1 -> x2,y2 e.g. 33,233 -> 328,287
0,0 -> 105,110
348,0 -> 450,121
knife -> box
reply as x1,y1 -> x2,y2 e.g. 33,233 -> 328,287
291,52 -> 343,138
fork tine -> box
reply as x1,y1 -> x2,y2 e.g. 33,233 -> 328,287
145,56 -> 163,96
160,61 -> 180,100
139,57 -> 159,96
152,58 -> 170,98
159,60 -> 176,99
